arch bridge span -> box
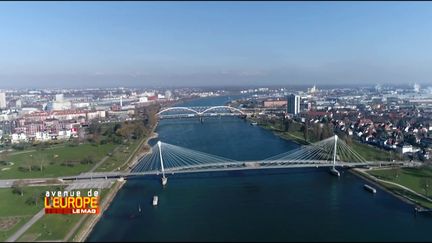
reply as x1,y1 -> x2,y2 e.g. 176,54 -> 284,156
156,105 -> 246,119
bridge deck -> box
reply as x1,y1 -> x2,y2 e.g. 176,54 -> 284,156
61,160 -> 408,180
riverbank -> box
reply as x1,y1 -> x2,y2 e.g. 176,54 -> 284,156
247,116 -> 430,210
71,179 -> 126,242
124,129 -> 159,172
72,122 -> 159,242
348,168 -> 425,209
86,95 -> 432,242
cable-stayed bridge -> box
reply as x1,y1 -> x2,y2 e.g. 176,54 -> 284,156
63,135 -> 408,184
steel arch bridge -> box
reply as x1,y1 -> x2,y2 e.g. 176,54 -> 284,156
156,106 -> 246,119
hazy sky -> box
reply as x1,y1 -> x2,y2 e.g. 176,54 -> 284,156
1,1 -> 432,88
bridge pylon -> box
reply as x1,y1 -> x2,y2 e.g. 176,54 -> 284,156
158,141 -> 168,186
330,135 -> 341,177
333,135 -> 338,169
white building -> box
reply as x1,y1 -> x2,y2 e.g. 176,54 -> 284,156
73,102 -> 90,109
11,133 -> 28,144
0,92 -> 6,109
165,90 -> 172,100
398,144 -> 421,154
138,96 -> 148,103
35,132 -> 51,142
86,110 -> 106,120
55,93 -> 64,101
46,100 -> 72,111
57,130 -> 72,140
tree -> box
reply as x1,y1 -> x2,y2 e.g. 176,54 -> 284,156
405,134 -> 417,146
321,124 -> 332,140
392,166 -> 401,180
12,180 -> 25,196
116,123 -> 134,139
88,121 -> 102,135
35,153 -> 48,172
113,123 -> 122,134
25,156 -> 34,172
301,121 -> 309,142
91,133 -> 101,145
26,192 -> 40,206
420,178 -> 431,196
0,149 -> 9,164
133,123 -> 146,138
344,132 -> 353,146
397,119 -> 407,129
312,124 -> 322,141
80,155 -> 95,165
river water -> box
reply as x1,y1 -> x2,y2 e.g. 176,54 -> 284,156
88,96 -> 432,242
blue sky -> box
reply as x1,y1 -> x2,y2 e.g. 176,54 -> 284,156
1,2 -> 432,88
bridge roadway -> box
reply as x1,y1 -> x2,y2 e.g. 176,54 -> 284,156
156,105 -> 290,120
159,113 -> 247,119
60,160 -> 409,181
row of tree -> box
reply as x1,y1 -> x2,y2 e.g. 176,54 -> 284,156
87,104 -> 160,145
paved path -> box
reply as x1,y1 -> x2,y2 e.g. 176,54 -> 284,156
375,177 -> 432,202
5,209 -> 45,242
1,136 -> 152,242
356,168 -> 432,203
88,145 -> 121,173
0,145 -> 123,188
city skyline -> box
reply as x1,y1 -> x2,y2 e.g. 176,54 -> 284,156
2,2 -> 432,88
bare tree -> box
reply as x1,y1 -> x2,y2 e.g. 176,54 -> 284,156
26,155 -> 33,172
35,153 -> 48,172
0,149 -> 9,164
420,178 -> 431,196
392,166 -> 401,180
12,180 -> 26,196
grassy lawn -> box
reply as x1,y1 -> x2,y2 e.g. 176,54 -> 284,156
0,216 -> 32,242
368,167 -> 432,197
0,186 -> 62,242
0,143 -> 116,179
379,181 -> 432,209
348,141 -> 393,161
18,188 -> 110,242
276,131 -> 310,145
95,139 -> 141,172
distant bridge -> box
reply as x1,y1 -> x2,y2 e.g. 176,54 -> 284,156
156,106 -> 248,119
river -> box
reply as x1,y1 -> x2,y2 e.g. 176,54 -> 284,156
87,95 -> 432,242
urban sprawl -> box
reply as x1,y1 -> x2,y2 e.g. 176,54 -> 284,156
0,83 -> 431,162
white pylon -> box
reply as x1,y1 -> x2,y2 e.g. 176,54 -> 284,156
333,135 -> 338,169
158,141 -> 167,186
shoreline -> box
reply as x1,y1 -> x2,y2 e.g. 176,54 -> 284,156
74,123 -> 159,242
77,97 -> 425,241
349,167 -> 431,210
348,168 -> 421,209
248,115 -> 427,210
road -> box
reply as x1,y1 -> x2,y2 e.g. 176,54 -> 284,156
1,147 -> 122,242
0,178 -> 65,188
0,143 -> 124,188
